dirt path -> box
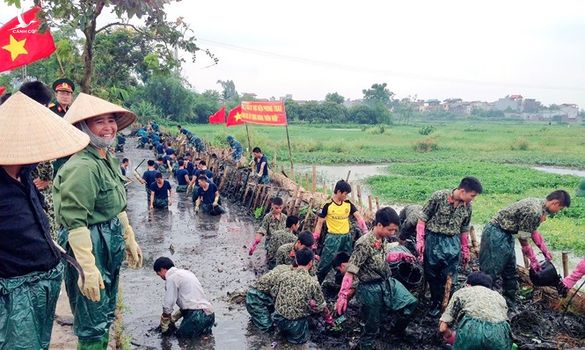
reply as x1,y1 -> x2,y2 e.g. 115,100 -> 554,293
49,283 -> 116,349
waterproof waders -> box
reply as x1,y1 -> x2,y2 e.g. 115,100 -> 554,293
59,218 -> 125,350
479,223 -> 517,302
176,310 -> 215,338
317,233 -> 353,282
245,288 -> 274,332
272,313 -> 310,344
424,231 -> 461,305
0,263 -> 63,350
454,316 -> 512,350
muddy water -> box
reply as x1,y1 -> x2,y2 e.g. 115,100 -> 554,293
296,164 -> 388,199
533,166 -> 585,178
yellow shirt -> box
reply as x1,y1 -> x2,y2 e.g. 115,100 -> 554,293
319,199 -> 358,234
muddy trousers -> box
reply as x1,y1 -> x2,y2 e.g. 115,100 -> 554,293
0,263 -> 63,350
245,288 -> 274,332
59,218 -> 125,350
153,198 -> 169,209
479,223 -> 517,302
272,313 -> 310,344
317,233 -> 353,283
175,185 -> 188,193
454,316 -> 512,350
424,231 -> 461,304
176,310 -> 214,338
356,278 -> 418,349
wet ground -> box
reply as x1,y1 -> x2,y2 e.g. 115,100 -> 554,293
118,140 -> 585,350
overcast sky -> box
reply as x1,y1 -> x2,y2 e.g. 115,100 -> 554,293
2,1 -> 585,106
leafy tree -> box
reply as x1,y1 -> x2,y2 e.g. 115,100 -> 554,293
192,90 -> 221,123
362,83 -> 394,107
3,0 -> 214,92
348,104 -> 379,124
135,74 -> 194,121
325,92 -> 345,105
217,80 -> 238,102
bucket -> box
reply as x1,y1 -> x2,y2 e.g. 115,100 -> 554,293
529,260 -> 561,287
390,261 -> 424,290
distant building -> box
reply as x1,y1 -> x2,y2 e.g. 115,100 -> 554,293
493,95 -> 523,112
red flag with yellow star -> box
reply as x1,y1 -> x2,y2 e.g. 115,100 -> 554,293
226,105 -> 244,127
0,7 -> 55,73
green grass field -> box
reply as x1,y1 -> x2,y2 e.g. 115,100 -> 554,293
171,121 -> 585,167
163,120 -> 585,254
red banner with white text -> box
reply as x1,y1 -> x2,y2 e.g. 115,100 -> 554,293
241,101 -> 287,126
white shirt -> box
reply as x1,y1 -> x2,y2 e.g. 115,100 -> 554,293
163,267 -> 214,315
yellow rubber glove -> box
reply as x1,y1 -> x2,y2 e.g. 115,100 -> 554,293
118,211 -> 143,269
68,227 -> 104,302
160,314 -> 172,333
171,310 -> 183,323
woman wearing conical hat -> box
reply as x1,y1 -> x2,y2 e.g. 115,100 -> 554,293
0,92 -> 89,350
53,93 -> 143,350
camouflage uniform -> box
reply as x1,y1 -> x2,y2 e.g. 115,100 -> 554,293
230,140 -> 243,161
422,190 -> 472,305
440,286 -> 512,350
479,198 -> 546,301
31,161 -> 57,238
275,243 -> 318,276
398,204 -> 423,243
273,268 -> 325,344
347,233 -> 418,349
266,230 -> 297,264
257,212 -> 287,266
246,265 -> 292,331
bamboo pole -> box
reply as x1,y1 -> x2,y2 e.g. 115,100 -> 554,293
346,170 -> 351,182
368,195 -> 373,213
375,197 -> 380,211
442,274 -> 453,312
245,124 -> 252,153
285,125 -> 294,178
312,165 -> 317,192
562,252 -> 569,278
357,185 -> 363,208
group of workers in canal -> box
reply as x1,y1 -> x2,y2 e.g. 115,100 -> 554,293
246,176 -> 579,349
1,80 -> 584,350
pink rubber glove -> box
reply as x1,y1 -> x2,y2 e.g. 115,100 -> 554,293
248,239 -> 261,256
416,221 -> 426,261
521,244 -> 540,271
460,233 -> 470,266
308,299 -> 319,312
357,218 -> 368,234
531,231 -> 553,261
562,259 -> 585,289
312,231 -> 320,250
336,273 -> 354,315
387,251 -> 416,263
443,329 -> 456,345
323,313 -> 334,326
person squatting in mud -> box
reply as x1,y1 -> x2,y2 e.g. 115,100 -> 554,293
335,207 -> 418,349
439,271 -> 513,350
154,257 -> 215,338
194,175 -> 225,215
150,172 -> 173,210
249,197 -> 288,264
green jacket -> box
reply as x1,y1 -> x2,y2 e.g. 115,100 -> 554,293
53,146 -> 127,230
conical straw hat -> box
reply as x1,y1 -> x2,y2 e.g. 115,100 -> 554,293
65,93 -> 137,130
0,92 -> 90,165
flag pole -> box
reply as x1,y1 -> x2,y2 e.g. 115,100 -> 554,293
285,124 -> 294,177
245,123 -> 252,153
